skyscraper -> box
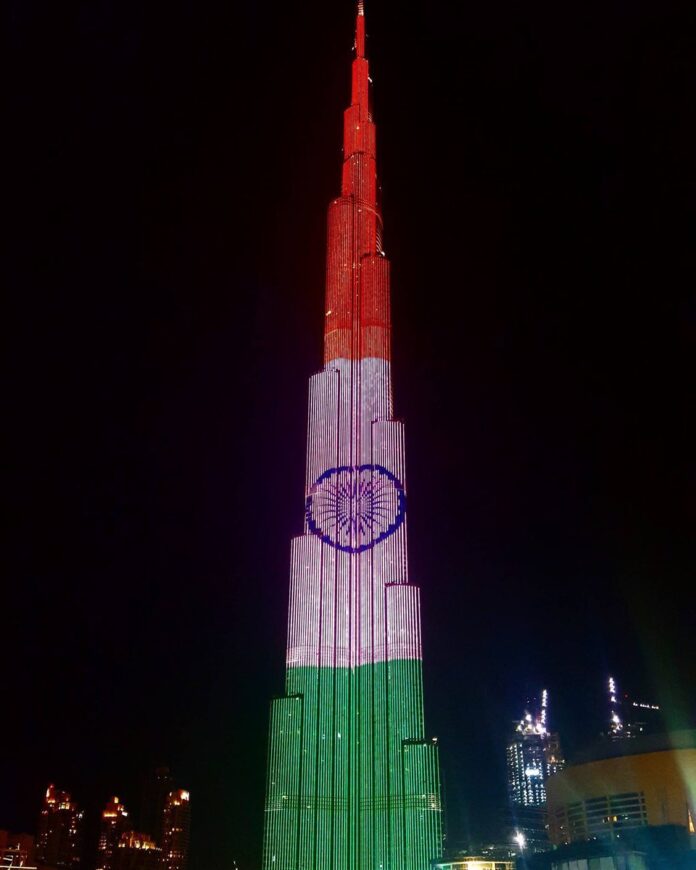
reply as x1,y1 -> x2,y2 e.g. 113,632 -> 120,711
506,691 -> 565,852
36,786 -> 83,870
261,4 -> 443,869
160,791 -> 190,870
97,798 -> 130,870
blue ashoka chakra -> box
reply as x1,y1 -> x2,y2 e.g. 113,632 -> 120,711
305,464 -> 406,554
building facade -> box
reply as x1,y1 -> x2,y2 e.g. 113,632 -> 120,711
160,791 -> 190,870
546,730 -> 696,846
261,4 -> 443,869
506,692 -> 565,851
111,833 -> 160,870
520,731 -> 696,869
36,786 -> 83,870
96,797 -> 130,870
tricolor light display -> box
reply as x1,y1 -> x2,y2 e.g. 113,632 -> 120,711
262,5 -> 443,868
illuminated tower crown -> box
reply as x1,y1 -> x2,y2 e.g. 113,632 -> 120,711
261,6 -> 443,869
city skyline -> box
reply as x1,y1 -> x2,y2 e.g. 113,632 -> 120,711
2,775 -> 189,870
0,675 -> 684,865
5,1 -> 693,869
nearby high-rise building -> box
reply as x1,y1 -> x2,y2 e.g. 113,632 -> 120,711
35,786 -> 83,870
160,791 -> 190,870
96,797 -> 130,870
261,4 -> 443,869
506,691 -> 565,852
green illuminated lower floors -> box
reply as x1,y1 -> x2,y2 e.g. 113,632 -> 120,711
262,659 -> 442,870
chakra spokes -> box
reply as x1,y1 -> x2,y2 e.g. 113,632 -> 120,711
306,464 -> 406,553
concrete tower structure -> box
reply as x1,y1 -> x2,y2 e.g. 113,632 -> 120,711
261,5 -> 443,869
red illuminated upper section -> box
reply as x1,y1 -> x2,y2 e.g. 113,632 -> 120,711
324,3 -> 391,364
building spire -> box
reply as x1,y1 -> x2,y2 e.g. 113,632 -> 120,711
323,0 -> 386,363
355,1 -> 366,58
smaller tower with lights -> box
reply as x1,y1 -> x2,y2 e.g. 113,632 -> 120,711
36,785 -> 84,870
96,797 -> 130,870
506,690 -> 565,852
160,791 -> 190,870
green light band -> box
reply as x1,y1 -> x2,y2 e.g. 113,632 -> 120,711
262,661 -> 442,869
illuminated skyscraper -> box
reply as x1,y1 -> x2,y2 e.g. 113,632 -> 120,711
96,797 -> 130,870
36,786 -> 83,870
506,691 -> 565,852
160,791 -> 190,870
261,4 -> 443,869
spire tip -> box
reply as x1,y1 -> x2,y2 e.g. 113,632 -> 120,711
355,1 -> 366,57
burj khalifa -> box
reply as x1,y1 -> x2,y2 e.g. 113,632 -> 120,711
262,6 -> 443,868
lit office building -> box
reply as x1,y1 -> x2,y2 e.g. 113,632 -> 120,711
96,797 -> 130,870
36,785 -> 83,870
506,690 -> 565,851
160,791 -> 190,870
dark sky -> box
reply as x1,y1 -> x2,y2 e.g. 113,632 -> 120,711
5,1 -> 695,868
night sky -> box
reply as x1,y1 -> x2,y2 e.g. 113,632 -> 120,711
5,1 -> 695,868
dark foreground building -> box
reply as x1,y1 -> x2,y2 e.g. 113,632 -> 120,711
261,3 -> 443,869
96,797 -> 130,870
36,786 -> 83,870
140,769 -> 173,847
111,833 -> 160,870
524,730 -> 696,869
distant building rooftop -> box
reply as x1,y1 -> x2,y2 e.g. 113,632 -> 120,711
570,728 -> 696,765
